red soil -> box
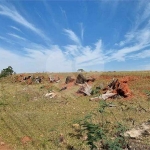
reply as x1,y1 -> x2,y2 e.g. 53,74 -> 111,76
0,138 -> 12,150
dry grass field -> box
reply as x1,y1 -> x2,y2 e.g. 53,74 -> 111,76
0,71 -> 150,150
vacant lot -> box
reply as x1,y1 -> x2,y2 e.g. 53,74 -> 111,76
0,71 -> 150,150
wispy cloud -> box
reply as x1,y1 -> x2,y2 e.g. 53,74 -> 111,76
112,1 -> 150,62
0,46 -> 73,73
107,44 -> 144,62
1,1 -> 150,73
115,2 -> 150,48
75,40 -> 104,67
64,29 -> 81,45
60,7 -> 69,28
0,36 -> 105,73
0,35 -> 14,44
80,23 -> 84,41
64,45 -> 79,57
7,33 -> 26,41
130,49 -> 150,59
0,4 -> 51,43
64,39 -> 104,69
10,26 -> 22,32
0,36 -> 6,40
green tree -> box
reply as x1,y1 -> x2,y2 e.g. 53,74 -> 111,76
0,66 -> 14,78
77,69 -> 85,72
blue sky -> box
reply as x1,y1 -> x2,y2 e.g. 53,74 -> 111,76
0,0 -> 150,73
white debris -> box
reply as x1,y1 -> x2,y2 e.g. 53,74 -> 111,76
90,90 -> 117,101
77,82 -> 92,96
45,92 -> 56,98
101,90 -> 117,100
124,120 -> 150,138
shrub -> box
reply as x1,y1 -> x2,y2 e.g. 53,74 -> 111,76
73,101 -> 129,149
0,66 -> 15,78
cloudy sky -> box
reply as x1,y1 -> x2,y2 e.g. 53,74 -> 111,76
0,0 -> 150,73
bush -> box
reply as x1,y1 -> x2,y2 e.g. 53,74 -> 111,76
0,66 -> 15,78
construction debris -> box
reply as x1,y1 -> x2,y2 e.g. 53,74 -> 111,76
90,90 -> 117,101
35,76 -> 42,83
124,120 -> 150,138
45,92 -> 57,98
77,82 -> 92,96
75,73 -> 95,84
65,76 -> 75,84
90,77 -> 131,101
49,75 -> 60,83
60,86 -> 67,91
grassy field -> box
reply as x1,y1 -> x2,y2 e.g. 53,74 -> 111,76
0,71 -> 150,150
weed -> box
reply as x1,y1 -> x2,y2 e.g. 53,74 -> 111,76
73,101 -> 129,150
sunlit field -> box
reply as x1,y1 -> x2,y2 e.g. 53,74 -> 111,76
0,71 -> 150,150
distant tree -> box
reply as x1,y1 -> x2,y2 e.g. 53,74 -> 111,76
77,69 -> 85,72
0,66 -> 15,78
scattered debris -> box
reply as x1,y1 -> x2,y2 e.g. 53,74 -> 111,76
75,73 -> 95,84
49,75 -> 60,83
45,92 -> 57,98
35,76 -> 42,83
65,76 -> 75,84
90,90 -> 117,101
60,86 -> 67,91
124,120 -> 150,138
14,74 -> 33,84
55,78 -> 61,83
90,77 -> 132,101
77,82 -> 92,96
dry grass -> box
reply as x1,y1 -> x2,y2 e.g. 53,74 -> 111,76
0,71 -> 150,149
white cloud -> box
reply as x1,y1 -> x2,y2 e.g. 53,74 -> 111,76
115,2 -> 150,48
130,49 -> 150,59
64,39 -> 104,69
111,1 -> 150,63
7,33 -> 26,41
0,4 -> 50,42
64,29 -> 81,45
0,37 -> 105,73
106,43 -> 148,62
60,7 -> 68,28
45,45 -> 73,72
0,35 -> 14,44
0,48 -> 32,73
64,45 -> 79,57
10,26 -> 22,32
0,46 -> 73,73
63,30 -> 104,69
80,23 -> 84,41
1,1 -> 150,73
0,36 -> 6,40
